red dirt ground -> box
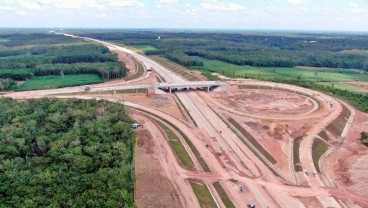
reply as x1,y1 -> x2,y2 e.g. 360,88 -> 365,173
213,88 -> 316,117
324,110 -> 368,197
108,46 -> 137,74
135,128 -> 183,208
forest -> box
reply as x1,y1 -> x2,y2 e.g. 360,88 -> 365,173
82,31 -> 368,70
0,33 -> 127,91
0,98 -> 136,207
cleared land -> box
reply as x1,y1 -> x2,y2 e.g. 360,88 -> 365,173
135,128 -> 183,208
17,74 -> 103,91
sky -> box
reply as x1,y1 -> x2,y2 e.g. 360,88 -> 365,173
0,0 -> 367,31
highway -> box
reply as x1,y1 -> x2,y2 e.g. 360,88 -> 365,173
2,33 -> 364,208
69,34 -> 343,207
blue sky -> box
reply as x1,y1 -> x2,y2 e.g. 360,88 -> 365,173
0,0 -> 367,31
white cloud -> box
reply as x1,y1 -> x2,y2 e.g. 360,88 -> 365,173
155,0 -> 178,7
287,0 -> 308,5
96,13 -> 107,18
19,1 -> 42,10
201,0 -> 246,11
108,0 -> 145,8
16,10 -> 28,16
156,0 -> 178,4
10,0 -> 145,10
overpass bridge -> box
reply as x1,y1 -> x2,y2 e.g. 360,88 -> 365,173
154,81 -> 226,94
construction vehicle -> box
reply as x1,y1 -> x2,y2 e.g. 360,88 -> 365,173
131,123 -> 141,129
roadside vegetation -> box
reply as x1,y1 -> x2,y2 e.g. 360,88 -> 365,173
131,45 -> 157,53
0,98 -> 135,207
188,179 -> 217,208
293,136 -> 303,172
318,130 -> 331,142
138,109 -> 210,172
0,33 -> 127,91
0,78 -> 17,91
312,138 -> 329,173
213,182 -> 236,208
326,105 -> 351,138
228,118 -> 277,164
152,118 -> 196,170
17,74 -> 103,91
360,132 -> 368,146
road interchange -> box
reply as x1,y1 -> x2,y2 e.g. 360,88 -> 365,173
2,34 -> 366,208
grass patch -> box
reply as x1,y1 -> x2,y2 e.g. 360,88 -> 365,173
293,136 -> 303,172
190,56 -> 368,87
131,45 -> 157,53
138,109 -> 211,172
318,130 -> 331,142
115,88 -> 148,94
0,38 -> 9,43
228,118 -> 277,164
189,179 -> 217,208
238,85 -> 273,90
201,71 -> 220,81
156,75 -> 163,83
153,118 -> 196,170
326,105 -> 351,138
213,182 -> 235,208
312,138 -> 328,174
17,74 -> 103,91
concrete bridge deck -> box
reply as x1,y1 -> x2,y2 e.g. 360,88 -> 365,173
155,81 -> 226,93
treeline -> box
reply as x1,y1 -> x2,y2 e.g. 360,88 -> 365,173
0,69 -> 34,80
0,44 -> 111,58
0,98 -> 135,207
164,52 -> 203,67
82,31 -> 368,70
35,62 -> 127,80
0,34 -> 127,86
186,50 -> 294,67
0,33 -> 80,47
52,54 -> 116,64
0,78 -> 17,91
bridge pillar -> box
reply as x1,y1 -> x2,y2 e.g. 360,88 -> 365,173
207,86 -> 210,92
169,87 -> 172,93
